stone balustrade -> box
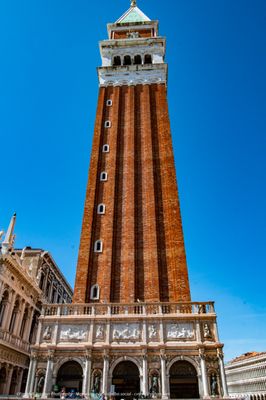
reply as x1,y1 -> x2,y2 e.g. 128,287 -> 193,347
0,328 -> 30,352
42,301 -> 215,318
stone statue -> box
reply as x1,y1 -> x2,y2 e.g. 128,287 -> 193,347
131,0 -> 137,6
43,326 -> 52,340
127,31 -> 140,39
151,375 -> 159,394
93,374 -> 101,393
36,268 -> 42,283
210,374 -> 218,396
203,323 -> 212,339
37,376 -> 45,393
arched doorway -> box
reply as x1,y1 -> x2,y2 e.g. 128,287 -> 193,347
57,361 -> 83,394
112,361 -> 140,399
169,361 -> 199,399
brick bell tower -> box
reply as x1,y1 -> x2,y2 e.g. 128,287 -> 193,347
73,2 -> 190,305
28,3 -> 229,399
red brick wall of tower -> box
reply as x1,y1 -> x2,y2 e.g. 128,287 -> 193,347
73,83 -> 191,304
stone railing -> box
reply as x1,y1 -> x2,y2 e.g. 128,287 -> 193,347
0,328 -> 30,352
42,301 -> 215,318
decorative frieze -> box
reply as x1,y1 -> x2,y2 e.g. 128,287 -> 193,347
166,322 -> 195,340
59,325 -> 88,342
112,323 -> 141,341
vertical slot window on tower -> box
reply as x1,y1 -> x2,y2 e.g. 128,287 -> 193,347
100,172 -> 108,181
106,99 -> 112,106
102,144 -> 110,153
94,240 -> 103,253
104,121 -> 111,128
97,204 -> 106,215
90,284 -> 100,300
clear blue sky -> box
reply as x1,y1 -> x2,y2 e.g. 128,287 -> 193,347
0,0 -> 265,362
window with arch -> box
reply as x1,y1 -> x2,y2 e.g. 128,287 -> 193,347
94,240 -> 103,253
90,284 -> 100,300
106,99 -> 112,106
102,144 -> 110,153
100,172 -> 108,181
97,204 -> 106,215
124,55 -> 132,66
113,56 -> 121,66
104,120 -> 111,128
144,54 -> 152,64
134,55 -> 142,65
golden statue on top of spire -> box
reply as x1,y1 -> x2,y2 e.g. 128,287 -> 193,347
131,0 -> 137,7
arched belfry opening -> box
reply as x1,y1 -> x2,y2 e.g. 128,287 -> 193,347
57,361 -> 83,393
169,361 -> 199,399
112,361 -> 140,399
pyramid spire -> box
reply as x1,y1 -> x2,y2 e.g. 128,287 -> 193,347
116,2 -> 150,24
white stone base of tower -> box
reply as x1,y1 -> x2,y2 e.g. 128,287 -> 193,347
23,302 -> 228,400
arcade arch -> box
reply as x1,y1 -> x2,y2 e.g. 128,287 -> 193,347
169,360 -> 199,399
57,360 -> 83,393
112,360 -> 140,399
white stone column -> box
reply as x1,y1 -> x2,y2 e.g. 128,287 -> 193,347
23,356 -> 37,398
160,354 -> 168,399
17,367 -> 24,394
24,307 -> 34,342
82,355 -> 92,396
218,350 -> 229,397
2,291 -> 16,330
42,352 -> 54,398
102,354 -> 109,395
14,300 -> 26,337
200,351 -> 209,398
5,364 -> 14,395
142,355 -> 148,396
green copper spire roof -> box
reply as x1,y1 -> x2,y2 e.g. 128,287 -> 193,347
116,3 -> 151,24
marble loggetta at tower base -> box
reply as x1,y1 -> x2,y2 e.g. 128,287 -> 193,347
24,2 -> 229,399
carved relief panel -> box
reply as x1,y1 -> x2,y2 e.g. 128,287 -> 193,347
147,324 -> 160,342
42,325 -> 53,342
111,323 -> 142,342
201,322 -> 214,341
165,322 -> 195,340
59,325 -> 88,342
94,324 -> 106,342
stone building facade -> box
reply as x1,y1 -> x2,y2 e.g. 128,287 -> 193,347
24,2 -> 229,399
0,214 -> 72,395
225,352 -> 266,400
